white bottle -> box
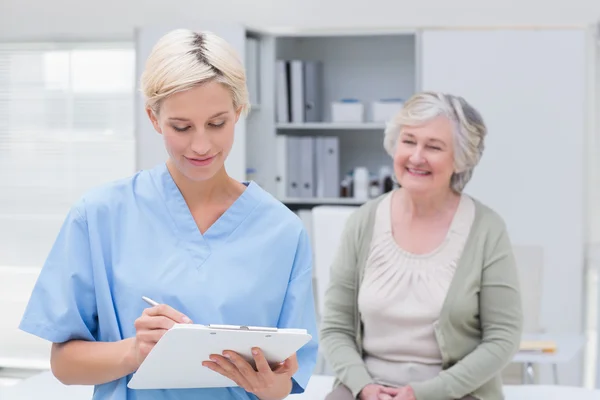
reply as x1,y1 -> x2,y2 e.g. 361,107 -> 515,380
353,167 -> 369,201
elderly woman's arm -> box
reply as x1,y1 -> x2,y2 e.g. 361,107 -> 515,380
410,224 -> 523,400
319,212 -> 374,398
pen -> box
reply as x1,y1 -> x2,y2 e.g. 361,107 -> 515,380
141,296 -> 192,323
142,296 -> 160,307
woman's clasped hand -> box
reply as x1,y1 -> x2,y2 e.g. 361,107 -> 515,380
359,383 -> 416,400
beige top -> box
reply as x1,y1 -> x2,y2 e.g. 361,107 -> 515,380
358,191 -> 476,387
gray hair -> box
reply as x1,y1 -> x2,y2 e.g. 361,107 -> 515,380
140,29 -> 250,116
383,91 -> 486,193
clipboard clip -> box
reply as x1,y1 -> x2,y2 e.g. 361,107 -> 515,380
208,324 -> 279,332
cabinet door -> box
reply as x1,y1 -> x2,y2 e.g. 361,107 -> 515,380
135,22 -> 247,181
420,28 -> 588,385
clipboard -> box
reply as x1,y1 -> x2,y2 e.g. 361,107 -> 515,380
127,323 -> 312,390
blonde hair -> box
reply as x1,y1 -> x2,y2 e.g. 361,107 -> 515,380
383,92 -> 487,193
140,29 -> 250,115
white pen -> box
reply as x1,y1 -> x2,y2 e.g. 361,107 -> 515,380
142,296 -> 192,323
142,296 -> 160,307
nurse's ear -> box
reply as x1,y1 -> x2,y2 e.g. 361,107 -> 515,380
234,106 -> 242,124
146,107 -> 163,135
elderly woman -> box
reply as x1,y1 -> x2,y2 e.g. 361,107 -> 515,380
320,92 -> 523,400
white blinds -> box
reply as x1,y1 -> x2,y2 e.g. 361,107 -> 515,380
0,42 -> 136,268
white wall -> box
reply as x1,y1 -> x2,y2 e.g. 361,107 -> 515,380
1,0 -> 600,41
421,28 -> 589,386
2,0 -> 598,245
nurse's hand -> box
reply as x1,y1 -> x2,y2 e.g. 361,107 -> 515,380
203,347 -> 297,400
129,304 -> 192,369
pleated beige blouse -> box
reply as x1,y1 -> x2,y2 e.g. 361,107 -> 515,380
358,191 -> 476,387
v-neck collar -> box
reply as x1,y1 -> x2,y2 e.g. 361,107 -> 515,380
150,162 -> 261,268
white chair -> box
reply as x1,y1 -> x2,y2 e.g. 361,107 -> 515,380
512,245 -> 544,335
310,205 -> 359,376
507,246 -> 585,386
287,375 -> 336,399
502,245 -> 545,385
311,205 -> 359,318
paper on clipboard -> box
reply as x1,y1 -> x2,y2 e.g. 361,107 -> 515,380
127,324 -> 312,390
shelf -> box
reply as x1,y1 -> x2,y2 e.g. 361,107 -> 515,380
280,197 -> 366,208
276,122 -> 386,130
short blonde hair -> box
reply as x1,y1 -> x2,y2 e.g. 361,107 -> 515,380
140,29 -> 250,115
383,92 -> 487,193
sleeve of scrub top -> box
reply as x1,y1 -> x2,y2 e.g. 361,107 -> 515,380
277,228 -> 319,394
19,202 -> 98,343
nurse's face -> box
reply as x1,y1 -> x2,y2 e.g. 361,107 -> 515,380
147,81 -> 241,182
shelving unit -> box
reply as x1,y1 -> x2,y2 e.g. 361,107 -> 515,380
276,122 -> 386,130
280,197 -> 366,210
244,32 -> 418,207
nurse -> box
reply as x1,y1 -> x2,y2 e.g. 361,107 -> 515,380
19,28 -> 318,400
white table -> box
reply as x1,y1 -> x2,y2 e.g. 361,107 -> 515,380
0,371 -> 330,400
0,331 -> 588,400
503,384 -> 600,399
0,371 -> 92,399
4,373 -> 600,400
512,333 -> 585,384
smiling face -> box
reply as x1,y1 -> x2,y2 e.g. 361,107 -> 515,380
393,115 -> 456,195
147,80 -> 241,182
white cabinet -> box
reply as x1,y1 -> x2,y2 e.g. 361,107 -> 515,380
269,33 -> 416,199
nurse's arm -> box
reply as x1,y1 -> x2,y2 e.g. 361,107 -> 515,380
50,303 -> 189,385
50,338 -> 138,386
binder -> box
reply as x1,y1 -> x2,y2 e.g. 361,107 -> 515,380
289,60 -> 304,123
298,136 -> 315,198
314,136 -> 340,198
275,135 -> 301,199
276,60 -> 290,123
275,135 -> 288,199
128,324 -> 312,390
303,61 -> 322,122
245,37 -> 260,107
286,136 -> 301,197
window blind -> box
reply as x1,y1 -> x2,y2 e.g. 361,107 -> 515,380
0,42 -> 136,268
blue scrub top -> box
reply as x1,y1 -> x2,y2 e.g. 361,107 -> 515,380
19,162 -> 319,400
